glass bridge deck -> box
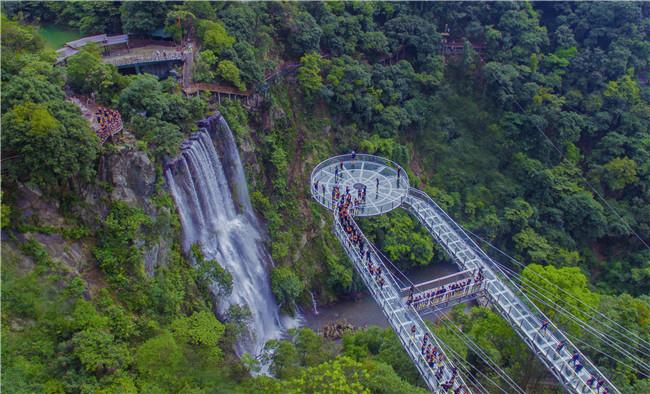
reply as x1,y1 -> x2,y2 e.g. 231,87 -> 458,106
310,154 -> 409,216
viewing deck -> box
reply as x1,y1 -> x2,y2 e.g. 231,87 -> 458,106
310,154 -> 409,217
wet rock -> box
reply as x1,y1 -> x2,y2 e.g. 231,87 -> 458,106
322,320 -> 355,340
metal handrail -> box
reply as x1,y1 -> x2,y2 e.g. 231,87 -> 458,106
404,188 -> 619,394
310,153 -> 410,216
332,208 -> 469,393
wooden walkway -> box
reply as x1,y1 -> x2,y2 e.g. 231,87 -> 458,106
182,61 -> 300,98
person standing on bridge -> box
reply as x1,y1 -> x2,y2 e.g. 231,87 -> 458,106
569,351 -> 580,366
436,365 -> 444,380
351,150 -> 356,160
556,340 -> 565,352
574,361 -> 584,373
540,319 -> 549,334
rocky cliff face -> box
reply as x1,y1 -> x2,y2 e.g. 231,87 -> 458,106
100,148 -> 157,209
10,132 -> 175,282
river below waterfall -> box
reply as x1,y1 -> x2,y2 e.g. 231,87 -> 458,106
303,261 -> 461,330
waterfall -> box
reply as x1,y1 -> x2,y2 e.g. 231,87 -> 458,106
165,113 -> 291,357
309,291 -> 319,315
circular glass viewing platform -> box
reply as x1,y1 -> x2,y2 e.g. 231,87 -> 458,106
310,154 -> 409,216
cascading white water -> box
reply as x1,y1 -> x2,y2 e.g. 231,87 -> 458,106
309,290 -> 319,315
165,113 -> 290,357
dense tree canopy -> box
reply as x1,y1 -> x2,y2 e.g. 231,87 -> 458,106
2,2 -> 649,393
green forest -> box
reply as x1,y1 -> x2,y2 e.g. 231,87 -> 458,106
1,1 -> 649,393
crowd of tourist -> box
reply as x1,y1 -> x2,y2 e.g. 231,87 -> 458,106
415,331 -> 466,392
95,107 -> 122,143
335,181 -> 386,290
406,268 -> 485,311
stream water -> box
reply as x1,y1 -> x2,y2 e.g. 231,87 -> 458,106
303,261 -> 461,330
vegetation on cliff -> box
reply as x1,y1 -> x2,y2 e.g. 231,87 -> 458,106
2,2 -> 649,393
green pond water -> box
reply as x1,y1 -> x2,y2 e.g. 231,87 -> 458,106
38,25 -> 82,50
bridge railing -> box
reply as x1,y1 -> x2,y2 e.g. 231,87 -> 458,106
310,153 -> 409,216
104,51 -> 184,67
404,188 -> 618,393
333,210 -> 469,393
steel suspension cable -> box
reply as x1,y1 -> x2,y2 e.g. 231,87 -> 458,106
464,228 -> 650,353
487,257 -> 650,366
435,331 -> 513,394
519,289 -> 650,376
439,314 -> 527,394
494,261 -> 650,363
491,261 -> 650,375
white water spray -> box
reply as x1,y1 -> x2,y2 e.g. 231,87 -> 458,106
165,113 -> 292,357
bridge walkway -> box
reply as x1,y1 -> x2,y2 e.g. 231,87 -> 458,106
333,211 -> 469,393
403,188 -> 619,394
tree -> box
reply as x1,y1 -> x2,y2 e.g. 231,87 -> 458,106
217,60 -> 245,91
287,12 -> 322,57
271,266 -> 304,308
198,20 -> 235,55
135,332 -> 187,390
521,264 -> 599,336
1,58 -> 65,113
1,101 -> 99,190
120,2 -> 171,35
601,157 -> 639,191
171,310 -> 225,360
362,211 -> 434,268
297,53 -> 324,99
278,356 -> 370,393
66,45 -> 123,103
118,74 -> 169,120
72,328 -> 132,375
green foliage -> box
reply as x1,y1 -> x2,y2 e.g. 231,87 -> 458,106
522,264 -> 599,335
135,331 -> 186,389
287,12 -> 322,57
198,19 -> 235,55
271,266 -> 304,309
118,74 -> 206,128
297,53 -> 324,99
1,193 -> 10,229
120,2 -> 171,35
130,115 -> 184,161
171,310 -> 225,360
601,157 -> 639,191
219,99 -> 249,139
360,210 -> 433,268
93,202 -> 150,290
191,244 -> 233,297
66,44 -> 124,103
1,101 -> 99,190
217,59 -> 245,91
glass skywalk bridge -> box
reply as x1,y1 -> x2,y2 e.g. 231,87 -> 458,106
311,154 -> 619,394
